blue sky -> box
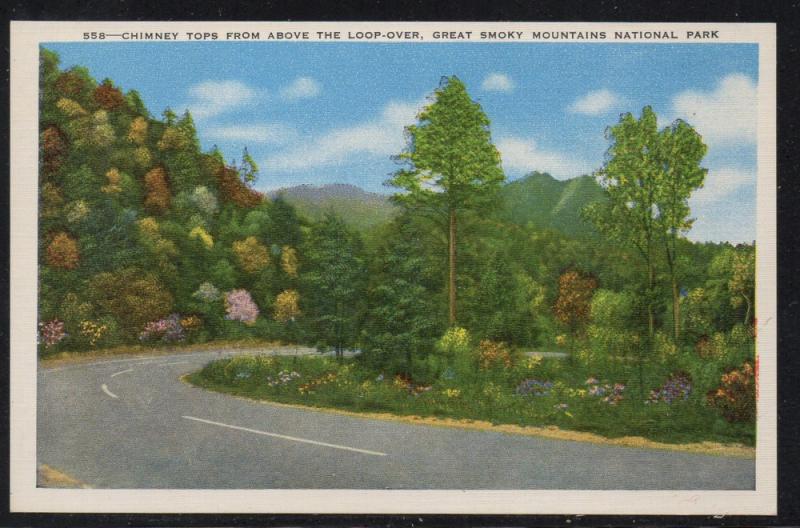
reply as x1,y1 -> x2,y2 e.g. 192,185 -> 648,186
44,42 -> 759,243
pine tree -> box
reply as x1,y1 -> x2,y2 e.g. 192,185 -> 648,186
302,213 -> 367,358
389,76 -> 504,326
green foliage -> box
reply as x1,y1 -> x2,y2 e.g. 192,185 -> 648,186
389,75 -> 504,325
361,215 -> 441,376
499,173 -> 606,239
682,287 -> 714,341
582,289 -> 641,370
88,268 -> 174,338
390,76 -> 504,211
302,213 -> 368,356
590,289 -> 637,329
237,147 -> 259,184
190,352 -> 755,446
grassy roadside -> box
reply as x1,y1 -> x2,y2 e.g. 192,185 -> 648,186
185,355 -> 756,459
39,339 -> 290,368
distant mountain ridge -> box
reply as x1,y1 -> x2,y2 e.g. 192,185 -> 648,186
270,173 -> 605,237
268,183 -> 396,230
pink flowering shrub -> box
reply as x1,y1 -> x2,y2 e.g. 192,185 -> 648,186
39,319 -> 66,348
224,289 -> 259,325
139,314 -> 185,342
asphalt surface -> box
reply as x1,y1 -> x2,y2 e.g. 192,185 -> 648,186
38,348 -> 755,489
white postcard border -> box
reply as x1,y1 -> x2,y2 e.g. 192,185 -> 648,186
9,20 -> 777,515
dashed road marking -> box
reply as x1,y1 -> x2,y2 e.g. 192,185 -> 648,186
100,384 -> 119,399
182,415 -> 387,457
110,368 -> 134,378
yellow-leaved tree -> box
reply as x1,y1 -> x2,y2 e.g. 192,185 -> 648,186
232,236 -> 270,274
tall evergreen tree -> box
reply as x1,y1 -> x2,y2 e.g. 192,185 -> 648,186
361,215 -> 441,376
302,213 -> 367,358
389,76 -> 504,326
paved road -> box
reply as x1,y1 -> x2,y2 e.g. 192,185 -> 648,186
38,348 -> 755,489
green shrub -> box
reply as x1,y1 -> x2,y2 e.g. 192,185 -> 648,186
682,288 -> 714,342
584,325 -> 640,367
591,289 -> 636,329
729,323 -> 754,346
653,331 -> 678,362
436,327 -> 471,358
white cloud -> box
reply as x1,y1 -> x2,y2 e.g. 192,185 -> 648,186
481,73 -> 514,92
690,166 -> 755,205
670,73 -> 757,147
265,98 -> 425,171
204,123 -> 298,145
567,89 -> 623,116
280,77 -> 322,100
185,80 -> 260,120
496,136 -> 594,179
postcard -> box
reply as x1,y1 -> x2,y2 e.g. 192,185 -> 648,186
9,21 -> 776,515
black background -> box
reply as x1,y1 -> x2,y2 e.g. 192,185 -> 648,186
0,1 -> 798,526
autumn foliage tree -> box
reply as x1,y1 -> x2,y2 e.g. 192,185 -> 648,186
88,268 -> 174,337
143,167 -> 170,214
232,236 -> 270,274
41,126 -> 69,177
274,289 -> 301,323
213,163 -> 263,208
280,246 -> 299,278
553,269 -> 598,344
93,78 -> 125,111
46,232 -> 80,270
127,116 -> 149,145
55,70 -> 87,98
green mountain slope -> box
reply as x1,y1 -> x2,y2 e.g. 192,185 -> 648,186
498,171 -> 606,238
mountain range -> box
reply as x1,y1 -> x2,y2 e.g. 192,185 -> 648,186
269,172 -> 605,238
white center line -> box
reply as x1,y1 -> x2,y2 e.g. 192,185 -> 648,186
110,368 -> 134,378
159,361 -> 189,366
182,415 -> 387,457
101,384 -> 119,399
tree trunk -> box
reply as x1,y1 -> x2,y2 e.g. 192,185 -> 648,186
672,277 -> 680,341
647,263 -> 655,339
744,295 -> 752,326
642,261 -> 654,402
448,209 -> 457,326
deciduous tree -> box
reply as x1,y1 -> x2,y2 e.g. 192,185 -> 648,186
654,120 -> 707,340
553,269 -> 597,342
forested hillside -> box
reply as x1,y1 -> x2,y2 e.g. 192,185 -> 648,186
38,47 -> 302,349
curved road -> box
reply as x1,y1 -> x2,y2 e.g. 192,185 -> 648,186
38,349 -> 755,489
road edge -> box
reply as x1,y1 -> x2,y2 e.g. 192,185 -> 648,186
180,375 -> 756,460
